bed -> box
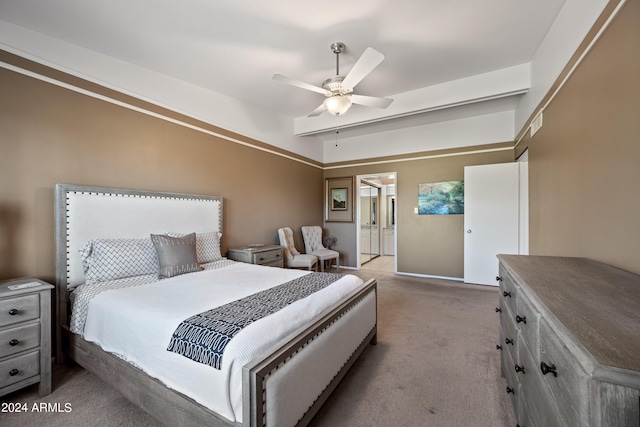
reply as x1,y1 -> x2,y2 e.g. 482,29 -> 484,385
54,183 -> 377,427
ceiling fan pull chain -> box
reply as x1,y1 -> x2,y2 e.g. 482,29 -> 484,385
335,115 -> 339,147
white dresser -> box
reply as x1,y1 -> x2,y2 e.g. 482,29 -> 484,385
496,255 -> 640,427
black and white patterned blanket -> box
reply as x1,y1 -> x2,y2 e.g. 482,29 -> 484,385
166,272 -> 344,369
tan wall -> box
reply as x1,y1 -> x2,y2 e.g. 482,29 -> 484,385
324,144 -> 514,277
0,65 -> 323,282
525,0 -> 640,274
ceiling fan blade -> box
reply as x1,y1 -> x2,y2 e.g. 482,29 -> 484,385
272,73 -> 329,95
350,94 -> 393,109
307,103 -> 327,117
341,47 -> 385,91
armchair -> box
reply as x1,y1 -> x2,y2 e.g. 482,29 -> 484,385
277,227 -> 318,271
301,226 -> 340,272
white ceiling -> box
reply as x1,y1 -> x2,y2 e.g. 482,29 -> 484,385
0,0 -> 566,124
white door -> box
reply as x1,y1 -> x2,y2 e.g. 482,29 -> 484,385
464,163 -> 519,286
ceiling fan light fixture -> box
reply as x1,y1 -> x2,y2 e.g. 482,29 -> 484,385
324,94 -> 352,115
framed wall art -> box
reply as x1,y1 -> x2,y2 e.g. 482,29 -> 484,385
418,180 -> 464,215
325,177 -> 354,222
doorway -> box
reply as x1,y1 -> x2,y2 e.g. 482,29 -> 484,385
357,173 -> 396,272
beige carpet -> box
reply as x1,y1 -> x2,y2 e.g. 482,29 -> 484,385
1,270 -> 516,427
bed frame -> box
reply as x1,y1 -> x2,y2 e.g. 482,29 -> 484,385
54,183 -> 377,427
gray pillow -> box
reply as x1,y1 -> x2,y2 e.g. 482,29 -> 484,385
151,233 -> 203,279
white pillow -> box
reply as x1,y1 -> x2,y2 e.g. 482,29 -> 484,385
78,237 -> 158,284
167,231 -> 222,264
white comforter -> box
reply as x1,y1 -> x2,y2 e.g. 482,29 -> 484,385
81,262 -> 364,423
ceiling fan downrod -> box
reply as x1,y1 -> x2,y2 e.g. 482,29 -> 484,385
331,42 -> 345,76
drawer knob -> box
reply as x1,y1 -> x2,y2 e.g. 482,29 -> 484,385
9,369 -> 19,376
516,315 -> 527,324
9,339 -> 19,346
496,344 -> 502,351
503,291 -> 511,298
495,307 -> 502,313
505,338 -> 514,345
506,386 -> 515,394
9,308 -> 19,315
515,364 -> 526,374
540,361 -> 558,377
496,276 -> 503,282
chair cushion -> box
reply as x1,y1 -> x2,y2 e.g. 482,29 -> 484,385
311,248 -> 339,260
289,254 -> 317,269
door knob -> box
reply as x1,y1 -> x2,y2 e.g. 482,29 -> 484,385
466,229 -> 472,233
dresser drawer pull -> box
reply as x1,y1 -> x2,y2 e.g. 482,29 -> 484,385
506,386 -> 515,394
9,339 -> 19,346
515,364 -> 525,374
496,276 -> 503,282
9,308 -> 19,315
496,344 -> 502,351
515,315 -> 527,324
540,361 -> 558,377
505,338 -> 514,345
9,368 -> 19,376
495,307 -> 502,313
503,291 -> 511,298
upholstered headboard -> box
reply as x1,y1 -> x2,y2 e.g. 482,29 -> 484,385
55,183 -> 223,289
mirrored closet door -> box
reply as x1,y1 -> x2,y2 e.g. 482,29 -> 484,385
360,180 -> 381,264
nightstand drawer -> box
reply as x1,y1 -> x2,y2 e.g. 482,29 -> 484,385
254,249 -> 282,264
0,294 -> 39,327
228,245 -> 284,267
0,350 -> 40,389
0,322 -> 40,358
261,260 -> 284,268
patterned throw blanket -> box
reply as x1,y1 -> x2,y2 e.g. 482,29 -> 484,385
167,272 -> 344,369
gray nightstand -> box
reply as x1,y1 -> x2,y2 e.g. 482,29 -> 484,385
227,245 -> 284,268
0,278 -> 53,398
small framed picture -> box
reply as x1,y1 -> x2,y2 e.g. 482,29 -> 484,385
331,188 -> 348,211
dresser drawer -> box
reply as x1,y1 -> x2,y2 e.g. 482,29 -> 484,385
253,249 -> 282,265
498,266 -> 517,314
515,292 -> 540,358
0,322 -> 40,358
518,341 -> 567,427
0,350 -> 40,389
500,327 -> 519,412
501,305 -> 518,363
0,294 -> 39,327
518,393 -> 538,427
539,317 -> 589,426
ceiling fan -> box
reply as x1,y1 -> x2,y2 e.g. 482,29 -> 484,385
273,42 -> 393,117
